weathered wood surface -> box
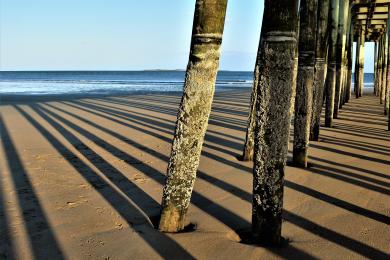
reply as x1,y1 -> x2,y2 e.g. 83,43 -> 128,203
334,0 -> 349,118
252,0 -> 299,245
377,37 -> 384,100
385,10 -> 390,115
325,0 -> 340,127
374,41 -> 378,96
345,18 -> 353,103
381,31 -> 388,104
293,0 -> 318,167
159,0 -> 228,232
310,0 -> 330,141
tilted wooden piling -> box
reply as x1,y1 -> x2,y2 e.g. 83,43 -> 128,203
241,59 -> 260,162
242,8 -> 300,162
293,0 -> 318,167
325,0 -> 340,127
310,0 -> 330,141
252,0 -> 298,245
241,19 -> 271,162
159,0 -> 228,232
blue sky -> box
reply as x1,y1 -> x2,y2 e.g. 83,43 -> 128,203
0,0 -> 374,72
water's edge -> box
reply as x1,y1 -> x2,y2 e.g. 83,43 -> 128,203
0,71 -> 374,96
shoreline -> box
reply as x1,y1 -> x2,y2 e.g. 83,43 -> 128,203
0,87 -> 249,105
0,84 -> 376,105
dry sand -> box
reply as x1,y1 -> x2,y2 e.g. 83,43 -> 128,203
0,89 -> 389,259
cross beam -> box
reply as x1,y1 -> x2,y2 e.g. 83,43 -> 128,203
351,0 -> 390,41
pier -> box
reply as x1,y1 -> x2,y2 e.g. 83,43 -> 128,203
1,0 -> 389,258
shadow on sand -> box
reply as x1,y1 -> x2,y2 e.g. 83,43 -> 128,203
1,91 -> 388,259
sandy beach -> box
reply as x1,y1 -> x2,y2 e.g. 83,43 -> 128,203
0,89 -> 389,259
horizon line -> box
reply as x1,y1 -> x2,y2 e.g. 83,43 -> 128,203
0,69 -> 375,73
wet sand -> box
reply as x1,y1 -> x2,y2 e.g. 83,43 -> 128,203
0,89 -> 389,259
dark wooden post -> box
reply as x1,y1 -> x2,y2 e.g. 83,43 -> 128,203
241,18 -> 269,162
310,0 -> 330,141
385,10 -> 390,115
293,0 -> 318,167
380,36 -> 385,103
241,6 -> 300,162
159,0 -> 228,232
385,19 -> 390,131
358,29 -> 365,98
388,102 -> 390,130
381,30 -> 388,104
377,36 -> 384,100
354,32 -> 361,98
355,27 -> 365,98
388,87 -> 390,130
345,18 -> 353,103
334,0 -> 349,118
241,61 -> 260,161
358,28 -> 366,98
291,23 -> 300,136
325,0 -> 340,127
252,0 -> 299,245
342,9 -> 352,106
374,41 -> 378,96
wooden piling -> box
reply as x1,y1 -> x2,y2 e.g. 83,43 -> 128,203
293,0 -> 318,167
377,37 -> 384,100
334,0 -> 349,118
159,0 -> 228,233
355,27 -> 365,98
385,11 -> 390,115
359,29 -> 365,98
374,41 -> 378,96
341,2 -> 352,107
252,0 -> 298,245
310,0 -> 330,141
241,59 -> 260,162
381,30 -> 388,104
346,19 -> 353,103
325,0 -> 340,127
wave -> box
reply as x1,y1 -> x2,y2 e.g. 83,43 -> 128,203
0,82 -> 252,96
0,70 -> 372,96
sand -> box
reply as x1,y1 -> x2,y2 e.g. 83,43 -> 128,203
0,89 -> 389,259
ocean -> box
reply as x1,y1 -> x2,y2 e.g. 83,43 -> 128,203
0,71 -> 252,96
0,71 -> 374,96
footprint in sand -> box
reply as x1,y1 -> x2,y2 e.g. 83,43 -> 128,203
131,174 -> 150,183
56,197 -> 89,210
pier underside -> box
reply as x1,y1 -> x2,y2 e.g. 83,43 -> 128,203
353,0 -> 390,41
